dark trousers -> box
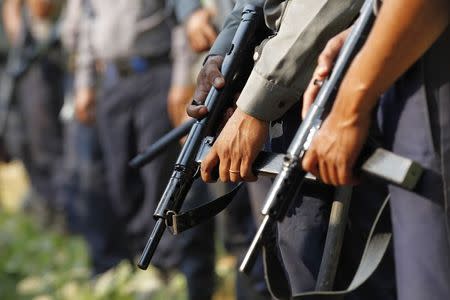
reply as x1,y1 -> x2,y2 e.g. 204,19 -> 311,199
377,28 -> 450,300
97,63 -> 215,300
223,182 -> 272,300
271,103 -> 396,297
8,59 -> 64,211
62,120 -> 130,275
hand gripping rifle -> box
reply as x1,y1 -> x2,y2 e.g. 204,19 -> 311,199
238,0 -> 423,277
137,5 -> 269,270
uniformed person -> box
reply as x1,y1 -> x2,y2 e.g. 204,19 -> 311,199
71,1 -> 215,298
58,0 -> 133,275
177,2 -> 273,299
2,0 -> 65,226
187,0 -> 396,298
302,0 -> 450,299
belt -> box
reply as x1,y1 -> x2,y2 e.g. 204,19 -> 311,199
108,54 -> 170,77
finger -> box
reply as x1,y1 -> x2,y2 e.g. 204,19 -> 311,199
337,165 -> 353,186
219,155 -> 231,182
241,158 -> 257,182
315,64 -> 331,78
206,64 -> 225,89
193,56 -> 224,103
229,158 -> 242,183
302,149 -> 320,178
317,38 -> 344,72
302,81 -> 319,119
317,49 -> 336,72
319,157 -> 331,184
302,68 -> 329,119
336,154 -> 359,185
192,87 -> 209,105
201,148 -> 220,182
187,104 -> 208,119
328,164 -> 340,186
319,160 -> 331,185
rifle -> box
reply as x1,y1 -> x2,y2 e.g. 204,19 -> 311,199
137,5 -> 270,270
129,119 -> 195,168
237,0 -> 423,276
0,6 -> 60,160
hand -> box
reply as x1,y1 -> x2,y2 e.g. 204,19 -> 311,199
74,88 -> 96,125
302,77 -> 374,186
186,8 -> 217,52
201,108 -> 269,183
167,85 -> 196,127
187,55 -> 225,119
26,0 -> 55,19
302,28 -> 351,119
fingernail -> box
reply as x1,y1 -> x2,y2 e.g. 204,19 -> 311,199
318,66 -> 328,74
214,77 -> 224,86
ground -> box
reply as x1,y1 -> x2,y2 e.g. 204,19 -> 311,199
0,161 -> 236,300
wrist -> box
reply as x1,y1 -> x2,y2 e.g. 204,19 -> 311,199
331,81 -> 376,123
235,107 -> 269,124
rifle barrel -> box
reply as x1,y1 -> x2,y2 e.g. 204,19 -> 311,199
137,218 -> 166,270
129,119 -> 196,168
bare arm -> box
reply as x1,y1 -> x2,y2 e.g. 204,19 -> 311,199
2,0 -> 22,44
303,0 -> 450,186
73,0 -> 97,124
334,0 -> 449,116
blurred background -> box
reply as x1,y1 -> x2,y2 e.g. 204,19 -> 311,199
0,0 -> 271,299
0,162 -> 237,300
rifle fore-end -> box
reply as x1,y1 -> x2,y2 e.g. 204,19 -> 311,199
197,140 -> 423,191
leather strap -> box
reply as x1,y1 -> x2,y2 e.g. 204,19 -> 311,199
165,183 -> 244,234
288,196 -> 392,300
165,178 -> 334,235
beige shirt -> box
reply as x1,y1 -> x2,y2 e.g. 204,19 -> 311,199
62,0 -> 173,89
210,0 -> 364,121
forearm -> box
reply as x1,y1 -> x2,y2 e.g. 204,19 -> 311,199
338,0 -> 449,114
74,1 -> 96,89
2,0 -> 22,44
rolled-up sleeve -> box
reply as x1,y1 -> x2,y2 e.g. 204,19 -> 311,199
237,0 -> 363,121
209,0 -> 265,57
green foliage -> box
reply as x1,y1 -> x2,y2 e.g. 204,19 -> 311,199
0,211 -> 190,300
